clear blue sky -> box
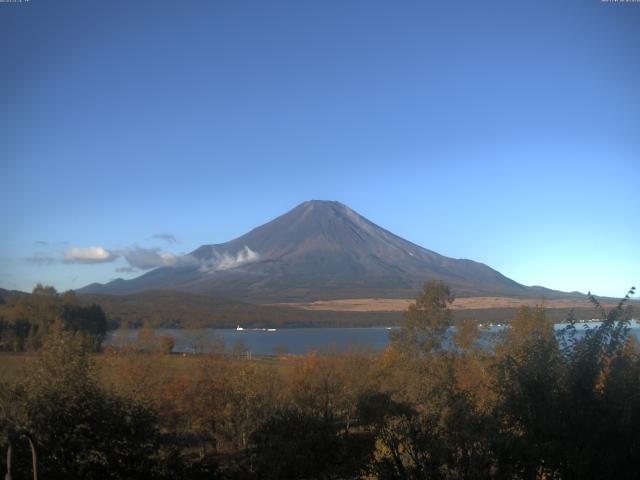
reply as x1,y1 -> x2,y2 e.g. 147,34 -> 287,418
1,0 -> 638,297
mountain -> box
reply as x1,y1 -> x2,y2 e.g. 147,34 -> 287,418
0,287 -> 28,304
78,200 -> 567,301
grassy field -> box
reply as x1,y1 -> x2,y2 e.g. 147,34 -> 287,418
0,352 -> 294,386
0,352 -> 36,384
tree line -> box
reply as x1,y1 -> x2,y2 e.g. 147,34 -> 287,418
0,281 -> 638,479
0,285 -> 108,352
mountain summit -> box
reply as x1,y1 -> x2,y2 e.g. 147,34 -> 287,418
79,200 -> 537,300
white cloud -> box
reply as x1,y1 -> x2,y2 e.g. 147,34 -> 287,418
64,246 -> 117,264
200,246 -> 260,272
58,242 -> 253,274
57,243 -> 200,271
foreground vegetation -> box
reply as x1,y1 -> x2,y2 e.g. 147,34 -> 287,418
0,282 -> 638,479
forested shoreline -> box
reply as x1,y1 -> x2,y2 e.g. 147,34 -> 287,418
1,282 -> 638,479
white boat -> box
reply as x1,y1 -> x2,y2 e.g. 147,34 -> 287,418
267,328 -> 277,332
236,325 -> 244,331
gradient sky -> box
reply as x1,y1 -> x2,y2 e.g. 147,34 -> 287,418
1,0 -> 638,298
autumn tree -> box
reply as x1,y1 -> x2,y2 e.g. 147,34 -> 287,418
1,326 -> 167,480
373,281 -> 495,479
490,288 -> 640,479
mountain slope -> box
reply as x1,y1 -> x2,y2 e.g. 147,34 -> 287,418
78,200 -> 555,300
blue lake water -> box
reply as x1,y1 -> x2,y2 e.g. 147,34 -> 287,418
106,320 -> 640,355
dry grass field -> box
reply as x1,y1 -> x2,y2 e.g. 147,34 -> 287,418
0,352 -> 293,385
272,296 -> 620,312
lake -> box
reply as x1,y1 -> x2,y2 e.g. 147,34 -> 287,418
105,320 -> 640,355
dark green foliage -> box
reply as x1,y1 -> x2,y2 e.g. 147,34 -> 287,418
391,280 -> 454,354
357,391 -> 415,427
250,410 -> 373,480
26,387 -> 161,479
249,410 -> 342,480
62,302 -> 108,345
0,286 -> 108,351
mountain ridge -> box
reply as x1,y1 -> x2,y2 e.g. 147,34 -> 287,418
78,200 -> 576,301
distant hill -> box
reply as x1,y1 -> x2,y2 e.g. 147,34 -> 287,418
77,290 -> 400,328
0,288 -> 28,304
78,200 -> 579,301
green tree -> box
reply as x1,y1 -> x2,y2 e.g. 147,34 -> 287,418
0,286 -> 108,352
391,280 -> 454,355
61,299 -> 108,347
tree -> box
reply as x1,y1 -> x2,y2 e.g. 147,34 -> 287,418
135,321 -> 159,353
377,281 -> 496,479
554,287 -> 640,479
490,288 -> 640,479
0,286 -> 108,352
111,320 -> 131,352
61,300 -> 108,348
159,336 -> 175,355
232,340 -> 249,358
1,327 -> 166,480
249,409 -> 341,480
491,309 -> 564,479
391,280 -> 454,355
